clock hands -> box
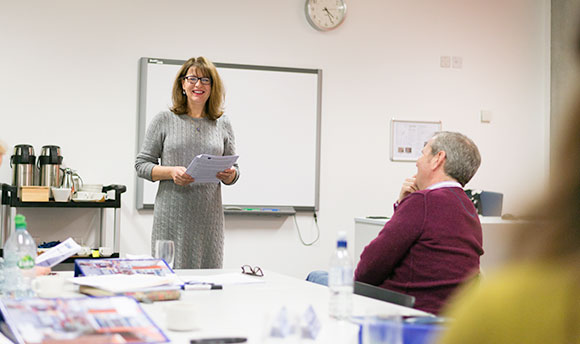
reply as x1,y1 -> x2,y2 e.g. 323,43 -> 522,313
323,7 -> 335,24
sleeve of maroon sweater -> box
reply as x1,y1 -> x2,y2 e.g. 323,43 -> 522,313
354,193 -> 426,285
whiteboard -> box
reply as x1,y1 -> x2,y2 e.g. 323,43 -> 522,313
136,58 -> 321,211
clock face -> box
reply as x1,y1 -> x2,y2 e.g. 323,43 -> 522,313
305,0 -> 347,31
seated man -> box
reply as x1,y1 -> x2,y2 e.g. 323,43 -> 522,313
355,131 -> 483,314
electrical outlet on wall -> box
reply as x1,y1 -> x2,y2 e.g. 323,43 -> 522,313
452,56 -> 463,69
440,56 -> 451,68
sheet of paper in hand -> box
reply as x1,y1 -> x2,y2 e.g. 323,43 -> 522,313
185,154 -> 239,183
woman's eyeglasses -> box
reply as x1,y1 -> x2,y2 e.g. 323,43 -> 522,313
241,265 -> 264,277
183,75 -> 212,85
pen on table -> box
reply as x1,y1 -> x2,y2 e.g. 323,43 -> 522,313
190,337 -> 247,344
261,208 -> 279,211
183,282 -> 223,290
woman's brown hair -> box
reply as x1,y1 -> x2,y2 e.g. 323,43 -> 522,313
170,56 -> 225,120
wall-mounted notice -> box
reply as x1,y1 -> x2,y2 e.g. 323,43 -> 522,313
390,119 -> 442,161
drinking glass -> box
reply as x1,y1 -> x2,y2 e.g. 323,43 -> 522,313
155,240 -> 175,269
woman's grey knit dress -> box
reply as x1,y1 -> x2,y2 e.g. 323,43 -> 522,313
135,111 -> 239,269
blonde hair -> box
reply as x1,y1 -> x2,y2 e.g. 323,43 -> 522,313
0,140 -> 7,155
170,56 -> 225,120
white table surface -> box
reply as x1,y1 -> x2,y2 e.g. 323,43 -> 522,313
55,269 -> 428,344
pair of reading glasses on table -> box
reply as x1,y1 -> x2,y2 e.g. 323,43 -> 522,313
241,265 -> 263,277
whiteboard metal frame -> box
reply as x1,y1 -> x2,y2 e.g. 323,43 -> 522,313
135,58 -> 322,212
390,119 -> 442,162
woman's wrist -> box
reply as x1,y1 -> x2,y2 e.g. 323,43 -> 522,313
152,166 -> 176,181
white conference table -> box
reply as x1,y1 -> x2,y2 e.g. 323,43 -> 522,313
57,268 -> 429,344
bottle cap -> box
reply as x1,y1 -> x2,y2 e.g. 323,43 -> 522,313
14,214 -> 27,230
337,230 -> 347,248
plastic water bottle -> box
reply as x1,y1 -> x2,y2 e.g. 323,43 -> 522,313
3,214 -> 37,298
328,231 -> 353,320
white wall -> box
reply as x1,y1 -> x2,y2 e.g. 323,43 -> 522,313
0,0 -> 550,279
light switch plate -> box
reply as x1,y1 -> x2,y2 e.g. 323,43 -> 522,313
481,110 -> 492,123
452,56 -> 463,69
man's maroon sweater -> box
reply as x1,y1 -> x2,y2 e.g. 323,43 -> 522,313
355,187 -> 483,314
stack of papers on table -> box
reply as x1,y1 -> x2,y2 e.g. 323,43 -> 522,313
72,274 -> 177,293
72,274 -> 181,302
72,259 -> 181,302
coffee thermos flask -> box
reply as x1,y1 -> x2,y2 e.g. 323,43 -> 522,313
10,144 -> 36,198
38,145 -> 63,192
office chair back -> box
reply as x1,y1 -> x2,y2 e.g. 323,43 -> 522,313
354,281 -> 416,308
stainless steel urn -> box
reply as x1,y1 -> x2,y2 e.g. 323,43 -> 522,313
38,145 -> 63,190
10,144 -> 36,198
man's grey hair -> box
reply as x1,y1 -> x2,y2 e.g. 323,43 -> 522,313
430,131 -> 481,186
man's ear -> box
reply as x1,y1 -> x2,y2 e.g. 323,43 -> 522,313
431,150 -> 446,170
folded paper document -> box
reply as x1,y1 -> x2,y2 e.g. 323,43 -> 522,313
186,154 -> 239,183
36,237 -> 81,267
72,274 -> 181,302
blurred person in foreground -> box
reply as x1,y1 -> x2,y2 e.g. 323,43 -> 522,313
355,131 -> 483,314
0,140 -> 5,166
436,53 -> 580,344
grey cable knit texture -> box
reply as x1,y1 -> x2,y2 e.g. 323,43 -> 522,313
135,111 -> 239,269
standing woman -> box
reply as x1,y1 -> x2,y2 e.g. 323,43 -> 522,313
135,57 -> 239,269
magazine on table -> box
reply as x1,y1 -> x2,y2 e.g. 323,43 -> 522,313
74,258 -> 174,277
0,296 -> 169,344
72,258 -> 181,301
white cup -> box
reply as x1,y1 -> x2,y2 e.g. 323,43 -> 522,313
78,246 -> 91,257
165,302 -> 198,331
32,275 -> 65,298
99,247 -> 114,257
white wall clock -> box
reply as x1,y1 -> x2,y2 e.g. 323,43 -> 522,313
305,0 -> 347,31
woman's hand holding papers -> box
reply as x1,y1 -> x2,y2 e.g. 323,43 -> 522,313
151,165 -> 195,186
171,166 -> 195,186
217,168 -> 237,185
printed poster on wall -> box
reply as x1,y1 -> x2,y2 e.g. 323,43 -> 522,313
390,119 -> 442,161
